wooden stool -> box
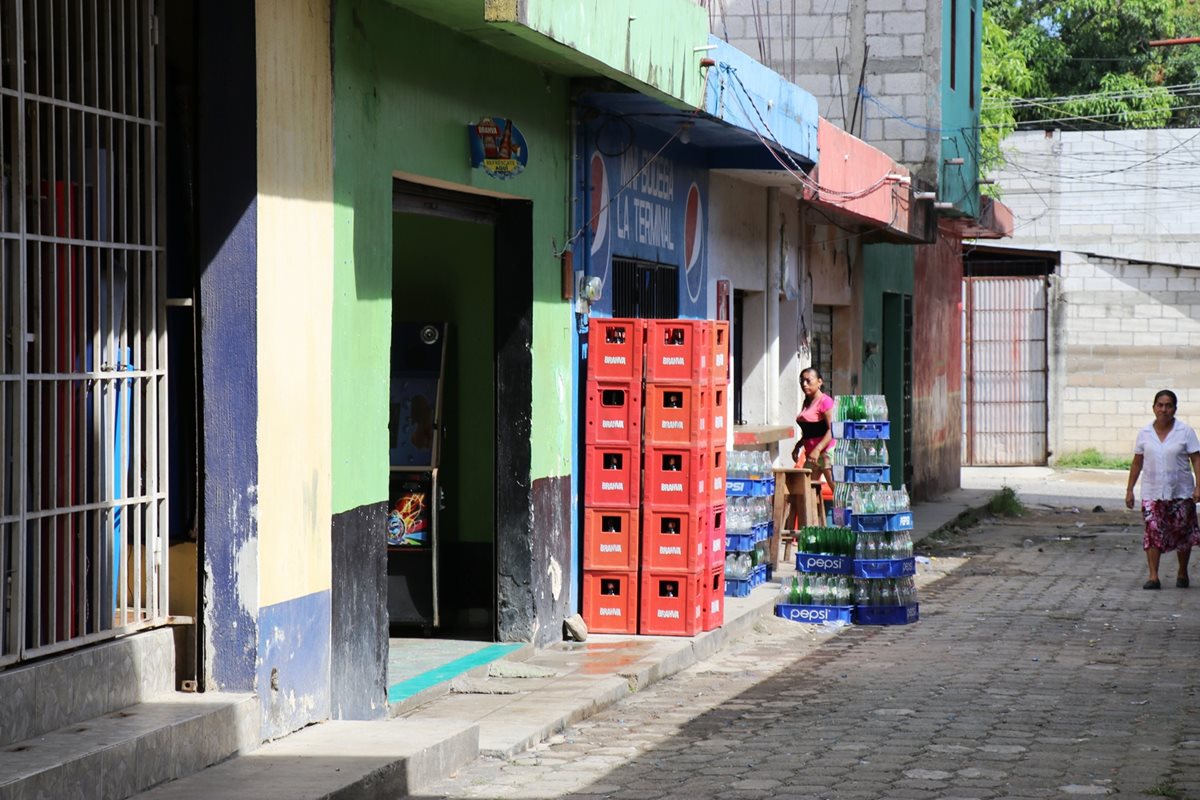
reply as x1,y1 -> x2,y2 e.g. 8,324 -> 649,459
773,468 -> 826,561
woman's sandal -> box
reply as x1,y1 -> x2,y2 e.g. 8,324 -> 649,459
1177,576 -> 1190,588
1143,579 -> 1162,590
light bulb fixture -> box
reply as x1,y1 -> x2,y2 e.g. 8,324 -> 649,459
944,157 -> 965,166
678,122 -> 693,145
913,191 -> 937,201
933,201 -> 955,210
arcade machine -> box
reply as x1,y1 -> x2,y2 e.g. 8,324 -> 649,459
386,322 -> 448,634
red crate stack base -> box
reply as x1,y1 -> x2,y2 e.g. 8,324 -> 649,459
583,508 -> 640,571
646,320 -> 710,384
583,570 -> 638,634
703,566 -> 725,631
639,570 -> 703,636
588,318 -> 645,382
641,506 -> 706,573
585,379 -> 641,447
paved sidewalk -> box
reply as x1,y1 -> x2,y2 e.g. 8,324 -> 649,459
133,489 -> 989,800
423,505 -> 1199,799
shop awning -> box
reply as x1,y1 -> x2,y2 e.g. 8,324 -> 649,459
391,2 -> 819,177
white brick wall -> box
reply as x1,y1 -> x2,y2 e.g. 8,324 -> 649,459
1052,256 -> 1200,459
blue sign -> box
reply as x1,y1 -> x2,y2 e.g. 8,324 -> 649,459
582,121 -> 708,317
469,117 -> 528,180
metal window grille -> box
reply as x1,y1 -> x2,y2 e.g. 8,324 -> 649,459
611,258 -> 679,320
0,0 -> 167,666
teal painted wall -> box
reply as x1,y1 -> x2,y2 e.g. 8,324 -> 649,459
862,243 -> 914,489
941,0 -> 982,218
392,214 -> 495,544
332,0 -> 573,514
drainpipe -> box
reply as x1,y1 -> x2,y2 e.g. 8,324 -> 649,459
766,187 -> 781,427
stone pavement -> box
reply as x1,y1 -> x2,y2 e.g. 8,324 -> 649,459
132,489 -> 990,800
416,504 -> 1200,799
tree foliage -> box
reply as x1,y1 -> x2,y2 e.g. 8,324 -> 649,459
983,0 -> 1200,133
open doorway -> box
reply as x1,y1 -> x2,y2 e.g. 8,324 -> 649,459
390,189 -> 495,639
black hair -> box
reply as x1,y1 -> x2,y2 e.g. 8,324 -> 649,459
1154,389 -> 1178,407
800,367 -> 823,409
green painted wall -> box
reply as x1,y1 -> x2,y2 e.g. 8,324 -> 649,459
486,0 -> 709,109
940,0 -> 982,218
392,215 -> 494,543
332,0 -> 573,514
862,243 -> 915,489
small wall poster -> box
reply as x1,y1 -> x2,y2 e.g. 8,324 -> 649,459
469,116 -> 528,179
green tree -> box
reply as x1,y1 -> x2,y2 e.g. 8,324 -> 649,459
983,0 -> 1200,130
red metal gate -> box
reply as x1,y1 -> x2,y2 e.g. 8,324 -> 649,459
962,277 -> 1048,465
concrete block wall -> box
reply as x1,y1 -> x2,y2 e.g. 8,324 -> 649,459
707,0 -> 941,180
1051,253 -> 1200,460
993,129 -> 1200,269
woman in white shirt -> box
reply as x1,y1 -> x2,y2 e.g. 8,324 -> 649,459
1125,389 -> 1200,589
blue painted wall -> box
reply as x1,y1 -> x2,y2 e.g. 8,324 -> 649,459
197,0 -> 259,693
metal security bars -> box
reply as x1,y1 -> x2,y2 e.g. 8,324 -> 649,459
0,0 -> 167,666
611,258 -> 679,320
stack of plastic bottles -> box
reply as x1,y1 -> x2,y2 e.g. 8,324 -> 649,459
723,452 -> 774,597
776,394 -> 920,626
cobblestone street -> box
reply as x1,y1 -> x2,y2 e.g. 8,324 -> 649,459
418,507 -> 1200,799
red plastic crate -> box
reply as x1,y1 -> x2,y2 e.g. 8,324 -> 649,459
711,321 -> 730,383
639,570 -> 703,636
642,445 -> 708,510
706,504 -> 727,570
584,444 -> 639,508
583,570 -> 638,634
709,445 -> 727,505
583,508 -> 640,571
640,507 -> 706,573
709,384 -> 728,445
703,566 -> 725,631
588,318 -> 644,382
584,379 -> 642,446
643,382 -> 708,446
645,320 -> 710,383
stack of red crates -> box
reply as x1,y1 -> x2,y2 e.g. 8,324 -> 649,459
582,318 -> 731,636
640,320 -> 729,635
582,319 -> 644,634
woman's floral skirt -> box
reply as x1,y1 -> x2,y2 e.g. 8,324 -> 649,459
1141,498 -> 1200,552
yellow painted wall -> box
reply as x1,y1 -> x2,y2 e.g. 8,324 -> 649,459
256,0 -> 334,607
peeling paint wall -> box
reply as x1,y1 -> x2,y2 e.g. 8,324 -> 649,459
912,224 -> 964,499
197,0 -> 260,694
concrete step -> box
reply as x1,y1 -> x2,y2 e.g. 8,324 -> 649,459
0,691 -> 258,800
130,718 -> 479,800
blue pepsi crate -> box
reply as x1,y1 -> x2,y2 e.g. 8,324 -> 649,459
725,578 -> 753,598
753,521 -> 771,543
854,603 -> 919,625
776,604 -> 854,625
751,564 -> 767,586
833,465 -> 891,484
850,511 -> 913,533
725,478 -> 775,497
725,532 -> 755,552
853,557 -> 916,579
795,552 -> 853,575
832,421 -> 891,440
